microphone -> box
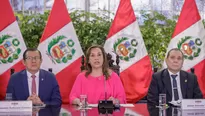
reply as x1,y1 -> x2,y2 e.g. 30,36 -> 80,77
104,75 -> 107,102
98,75 -> 114,114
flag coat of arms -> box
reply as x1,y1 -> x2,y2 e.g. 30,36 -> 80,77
164,0 -> 205,97
104,0 -> 152,103
0,0 -> 26,99
38,0 -> 83,103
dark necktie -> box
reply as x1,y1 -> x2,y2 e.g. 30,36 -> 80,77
31,75 -> 36,94
171,74 -> 179,101
173,108 -> 178,116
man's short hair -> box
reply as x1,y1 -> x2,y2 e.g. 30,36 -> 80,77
166,48 -> 184,59
23,48 -> 42,60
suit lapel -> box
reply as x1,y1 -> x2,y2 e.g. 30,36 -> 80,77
162,69 -> 172,99
39,69 -> 44,99
180,71 -> 187,98
22,70 -> 29,98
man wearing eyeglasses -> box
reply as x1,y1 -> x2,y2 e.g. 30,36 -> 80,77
6,48 -> 62,106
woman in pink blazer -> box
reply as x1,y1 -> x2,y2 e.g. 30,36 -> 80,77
69,45 -> 126,105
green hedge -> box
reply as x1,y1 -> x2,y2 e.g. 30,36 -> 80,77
16,10 -> 178,68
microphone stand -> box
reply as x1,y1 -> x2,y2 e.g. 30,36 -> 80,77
104,76 -> 108,116
98,75 -> 114,115
104,75 -> 107,103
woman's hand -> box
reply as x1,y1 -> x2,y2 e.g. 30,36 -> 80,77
108,96 -> 120,104
73,98 -> 81,106
73,98 -> 89,107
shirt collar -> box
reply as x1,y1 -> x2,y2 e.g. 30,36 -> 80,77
167,69 -> 180,77
26,70 -> 39,79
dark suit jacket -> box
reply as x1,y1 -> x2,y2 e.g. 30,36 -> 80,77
147,69 -> 203,105
38,105 -> 61,116
6,69 -> 62,106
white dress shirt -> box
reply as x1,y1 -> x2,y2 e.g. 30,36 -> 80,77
168,70 -> 183,101
27,71 -> 40,96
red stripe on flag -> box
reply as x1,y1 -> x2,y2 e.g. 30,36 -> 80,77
192,59 -> 205,98
120,55 -> 152,103
172,0 -> 200,38
56,57 -> 82,104
0,60 -> 25,100
40,0 -> 72,43
106,0 -> 136,39
0,0 -> 16,31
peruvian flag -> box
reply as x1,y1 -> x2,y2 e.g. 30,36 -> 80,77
165,0 -> 205,97
0,0 -> 26,100
104,0 -> 152,103
38,0 -> 83,103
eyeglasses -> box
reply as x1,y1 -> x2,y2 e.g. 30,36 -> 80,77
25,56 -> 41,61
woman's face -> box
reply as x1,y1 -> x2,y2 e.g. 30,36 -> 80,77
89,48 -> 104,69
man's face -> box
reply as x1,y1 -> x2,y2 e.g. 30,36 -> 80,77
166,50 -> 183,73
23,51 -> 42,74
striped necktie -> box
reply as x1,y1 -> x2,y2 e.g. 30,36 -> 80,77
31,75 -> 36,94
171,74 -> 179,101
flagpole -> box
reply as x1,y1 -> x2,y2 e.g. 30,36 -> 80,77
22,0 -> 24,15
108,0 -> 110,19
149,0 -> 153,11
149,0 -> 154,17
85,0 -> 90,21
44,0 -> 46,13
10,0 -> 14,11
203,1 -> 205,19
65,0 -> 68,8
161,0 -> 162,14
170,0 -> 174,18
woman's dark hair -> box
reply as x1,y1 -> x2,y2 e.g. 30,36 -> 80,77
85,45 -> 110,80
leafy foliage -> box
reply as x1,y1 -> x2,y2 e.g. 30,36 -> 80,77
140,11 -> 177,68
16,10 -> 179,68
16,11 -> 50,48
0,35 -> 12,44
70,10 -> 111,52
177,36 -> 191,49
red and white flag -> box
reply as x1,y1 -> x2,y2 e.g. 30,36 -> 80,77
165,0 -> 205,97
0,0 -> 26,99
38,0 -> 83,103
104,0 -> 152,103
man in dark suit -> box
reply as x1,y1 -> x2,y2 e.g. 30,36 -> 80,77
147,48 -> 202,105
6,48 -> 62,106
32,105 -> 61,116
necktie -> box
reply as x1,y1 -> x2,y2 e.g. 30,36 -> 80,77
31,75 -> 36,94
171,74 -> 179,101
173,108 -> 178,116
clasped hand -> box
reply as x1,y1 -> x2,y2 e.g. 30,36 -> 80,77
27,92 -> 44,105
